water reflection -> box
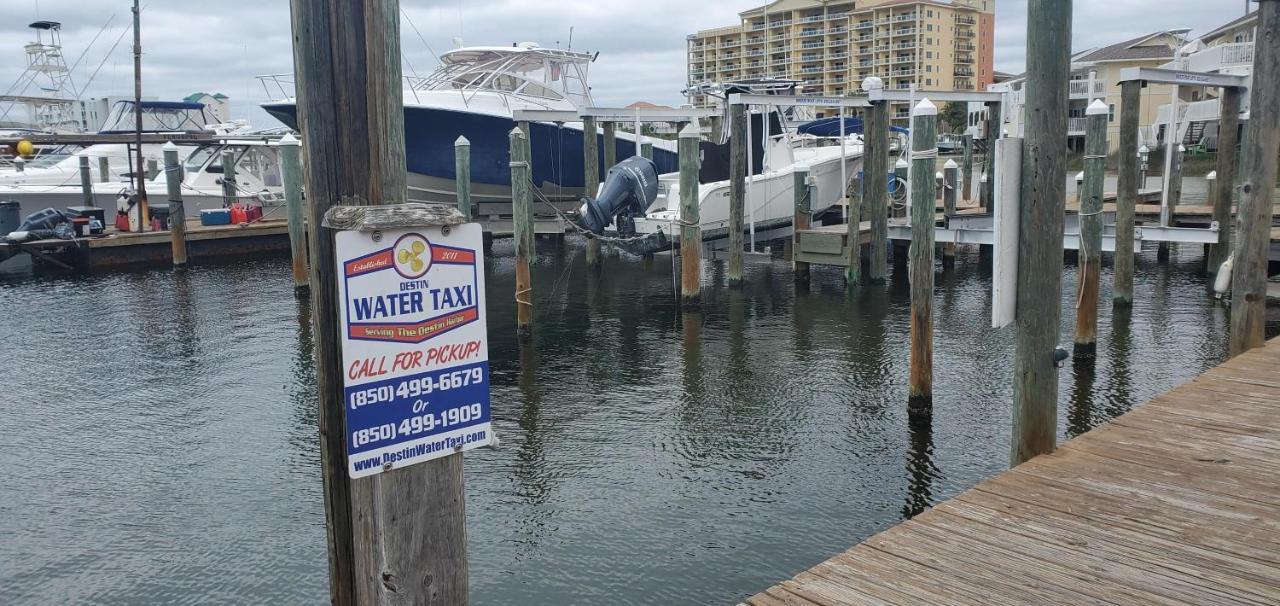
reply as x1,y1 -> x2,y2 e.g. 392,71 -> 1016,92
1066,356 -> 1097,439
902,416 -> 938,519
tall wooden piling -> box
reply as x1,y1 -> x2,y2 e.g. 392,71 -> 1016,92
867,99 -> 890,283
279,133 -> 308,290
1011,0 -> 1071,467
845,162 -> 862,286
1159,143 -> 1184,260
942,159 -> 958,267
146,157 -> 158,180
162,142 -> 188,267
962,133 -> 974,202
728,102 -> 747,286
289,0 -> 467,603
454,136 -> 472,222
893,157 -> 909,220
1114,80 -> 1141,306
511,128 -> 535,339
908,100 -> 938,417
1074,101 -> 1108,357
1208,86 -> 1242,272
79,156 -> 94,206
1230,0 -> 1280,357
982,101 -> 1001,210
793,167 -> 811,282
679,123 -> 702,307
516,120 -> 534,261
603,121 -> 617,169
98,156 -> 110,183
220,149 -> 237,207
583,115 -> 601,266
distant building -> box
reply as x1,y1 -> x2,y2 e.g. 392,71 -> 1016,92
184,92 -> 231,123
686,0 -> 996,120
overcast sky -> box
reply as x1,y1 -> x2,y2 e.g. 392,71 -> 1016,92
0,0 -> 1255,128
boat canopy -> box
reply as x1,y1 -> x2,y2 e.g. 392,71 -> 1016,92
97,100 -> 213,134
796,117 -> 909,137
410,44 -> 594,108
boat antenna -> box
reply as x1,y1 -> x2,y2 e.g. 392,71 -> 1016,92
401,7 -> 442,66
66,14 -> 118,99
567,26 -> 574,51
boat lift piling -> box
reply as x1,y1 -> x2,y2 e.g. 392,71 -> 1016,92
908,99 -> 938,418
1074,101 -> 1108,358
679,123 -> 702,308
942,159 -> 958,267
1115,80 -> 1141,306
1208,86 -> 1243,272
161,142 -> 188,268
582,115 -> 601,267
516,120 -> 534,259
454,136 -> 472,222
962,133 -> 974,202
278,133 -> 307,291
867,92 -> 889,283
728,102 -> 747,286
510,127 -> 535,340
78,156 -> 94,206
792,166 -> 811,283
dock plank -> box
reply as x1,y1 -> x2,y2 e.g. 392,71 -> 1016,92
742,338 -> 1280,604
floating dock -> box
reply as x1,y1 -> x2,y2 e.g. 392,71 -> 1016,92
742,337 -> 1280,606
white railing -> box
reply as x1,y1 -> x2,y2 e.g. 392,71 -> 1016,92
1067,79 -> 1106,99
1181,42 -> 1255,73
1067,117 -> 1087,134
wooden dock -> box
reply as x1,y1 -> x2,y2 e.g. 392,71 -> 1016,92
743,338 -> 1280,605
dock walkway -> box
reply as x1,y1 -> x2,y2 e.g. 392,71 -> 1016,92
743,338 -> 1280,605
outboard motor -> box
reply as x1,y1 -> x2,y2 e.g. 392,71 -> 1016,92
577,155 -> 658,236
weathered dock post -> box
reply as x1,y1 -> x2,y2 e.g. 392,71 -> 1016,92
679,123 -> 702,307
891,157 -> 910,264
962,133 -> 974,202
78,156 -> 94,206
1011,0 -> 1071,467
146,157 -> 158,180
279,133 -> 308,291
220,149 -> 237,207
583,115 -> 601,266
1159,143 -> 1184,260
289,0 -> 468,603
603,121 -> 617,169
845,162 -> 863,286
454,136 -> 472,222
983,100 -> 1001,210
1074,100 -> 1108,357
640,138 -> 653,160
728,102 -> 747,286
866,84 -> 890,283
1208,86 -> 1242,272
98,156 -> 110,183
516,120 -> 534,260
792,167 -> 811,282
1231,0 -> 1280,357
1114,80 -> 1141,306
162,142 -> 188,267
942,159 -> 958,267
908,99 -> 938,418
511,127 -> 535,340
13,156 -> 23,172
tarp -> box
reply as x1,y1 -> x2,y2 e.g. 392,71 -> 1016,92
796,117 -> 909,137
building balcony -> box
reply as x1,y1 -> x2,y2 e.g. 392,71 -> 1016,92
859,34 -> 874,42
800,15 -> 825,23
892,28 -> 917,37
802,41 -> 824,49
828,27 -> 848,34
769,19 -> 793,27
1068,117 -> 1087,135
828,51 -> 849,59
800,54 -> 821,61
894,41 -> 917,50
745,37 -> 764,44
1068,79 -> 1107,99
856,21 -> 874,29
894,55 -> 916,64
721,53 -> 740,59
890,68 -> 916,77
956,42 -> 976,52
747,49 -> 765,56
955,67 -> 975,77
957,29 -> 975,39
1172,41 -> 1255,73
956,53 -> 974,64
800,29 -> 825,37
800,66 -> 823,74
828,12 -> 850,21
894,14 -> 918,23
751,22 -> 765,31
828,39 -> 847,47
956,15 -> 976,25
956,83 -> 976,91
858,60 -> 874,67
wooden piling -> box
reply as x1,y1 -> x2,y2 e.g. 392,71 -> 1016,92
98,155 -> 110,183
289,0 -> 466,602
793,167 -> 811,282
13,157 -> 23,172
710,114 -> 724,142
603,121 -> 617,169
146,157 -> 158,180
962,133 -> 974,202
79,156 -> 94,207
845,165 -> 862,286
162,142 -> 188,267
220,149 -> 237,207
1230,0 -> 1280,357
867,99 -> 889,283
894,157 -> 909,220
1114,80 -> 1141,307
1011,0 -> 1071,467
279,133 -> 308,290
511,127 -> 535,340
982,101 -> 1001,211
1074,101 -> 1108,357
942,159 -> 958,267
454,136 -> 472,222
640,139 -> 653,160
728,102 -> 747,286
583,115 -> 601,266
908,100 -> 938,417
516,120 -> 534,261
1159,143 -> 1184,260
679,123 -> 702,307
1208,86 -> 1242,272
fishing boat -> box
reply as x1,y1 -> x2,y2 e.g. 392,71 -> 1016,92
259,43 -> 679,212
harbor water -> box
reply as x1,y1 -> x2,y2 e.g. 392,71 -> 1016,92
1,227 -> 1274,603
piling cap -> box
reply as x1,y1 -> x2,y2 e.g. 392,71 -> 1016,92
861,76 -> 884,92
1075,171 -> 1085,182
1207,170 -> 1218,180
162,141 -> 178,151
896,157 -> 909,168
509,126 -> 525,137
679,122 -> 700,138
279,133 -> 300,146
455,135 -> 470,146
912,98 -> 938,116
1086,99 -> 1109,115
944,159 -> 958,169
1178,144 -> 1186,152
935,171 -> 944,179
1139,144 -> 1150,154
980,173 -> 989,183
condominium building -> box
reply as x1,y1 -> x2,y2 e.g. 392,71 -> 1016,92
686,0 -> 995,117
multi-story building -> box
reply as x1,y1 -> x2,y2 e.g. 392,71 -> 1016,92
686,0 -> 995,118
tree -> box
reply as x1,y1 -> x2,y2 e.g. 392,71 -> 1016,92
940,101 -> 967,134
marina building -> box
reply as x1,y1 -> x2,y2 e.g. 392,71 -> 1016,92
686,0 -> 995,118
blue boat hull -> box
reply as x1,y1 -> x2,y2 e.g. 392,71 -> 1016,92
262,102 -> 678,205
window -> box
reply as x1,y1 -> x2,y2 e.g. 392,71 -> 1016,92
926,78 -> 933,86
927,24 -> 933,31
926,51 -> 933,59
927,64 -> 932,72
927,10 -> 933,17
1108,104 -> 1116,122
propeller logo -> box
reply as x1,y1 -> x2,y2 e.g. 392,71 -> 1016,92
392,233 -> 432,279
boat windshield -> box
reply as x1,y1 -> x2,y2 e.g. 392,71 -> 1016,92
411,46 -> 594,108
99,101 -> 214,134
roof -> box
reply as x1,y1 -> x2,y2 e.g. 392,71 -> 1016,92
625,101 -> 672,109
184,92 -> 229,102
1201,11 -> 1257,43
1073,31 -> 1179,63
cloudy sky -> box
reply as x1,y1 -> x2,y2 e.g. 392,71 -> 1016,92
0,0 -> 1254,128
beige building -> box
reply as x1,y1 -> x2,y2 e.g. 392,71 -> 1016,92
686,0 -> 995,118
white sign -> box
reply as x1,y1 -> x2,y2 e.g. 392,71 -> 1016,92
336,223 -> 491,478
